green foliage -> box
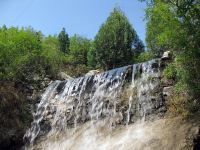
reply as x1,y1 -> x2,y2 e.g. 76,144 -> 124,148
69,34 -> 91,65
63,34 -> 92,77
94,7 -> 144,70
0,8 -> 146,81
0,26 -> 66,86
132,35 -> 145,58
62,64 -> 89,78
0,26 -> 43,81
134,51 -> 154,63
42,35 -> 64,77
145,0 -> 180,57
143,0 -> 200,115
87,42 -> 97,68
58,28 -> 70,54
163,63 -> 176,79
168,82 -> 200,117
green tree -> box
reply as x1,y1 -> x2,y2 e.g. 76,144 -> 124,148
94,7 -> 144,70
42,35 -> 64,77
0,26 -> 67,86
87,41 -> 97,68
132,35 -> 145,60
145,0 -> 180,57
58,28 -> 70,54
69,34 -> 91,65
141,0 -> 200,115
0,26 -> 43,81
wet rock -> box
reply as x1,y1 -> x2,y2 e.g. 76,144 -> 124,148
56,81 -> 67,93
46,115 -> 53,119
25,58 -> 171,145
151,61 -> 159,69
113,112 -> 123,124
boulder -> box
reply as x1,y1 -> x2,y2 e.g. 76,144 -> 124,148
85,70 -> 101,76
161,77 -> 175,87
161,51 -> 172,60
163,86 -> 173,97
57,72 -> 73,80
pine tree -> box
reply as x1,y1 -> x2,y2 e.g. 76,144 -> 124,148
58,28 -> 69,54
94,7 -> 144,70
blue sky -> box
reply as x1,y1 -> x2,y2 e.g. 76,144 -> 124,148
0,0 -> 146,42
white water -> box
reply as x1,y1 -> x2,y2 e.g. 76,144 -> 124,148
24,59 -> 168,150
29,117 -> 199,150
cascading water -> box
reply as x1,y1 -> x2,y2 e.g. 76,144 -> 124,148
24,58 -> 167,150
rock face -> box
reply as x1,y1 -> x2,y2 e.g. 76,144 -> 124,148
0,82 -> 32,150
194,128 -> 200,150
0,75 -> 54,150
23,54 -> 200,150
24,58 -> 170,145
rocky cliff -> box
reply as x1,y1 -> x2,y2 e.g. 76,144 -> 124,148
24,57 -> 186,150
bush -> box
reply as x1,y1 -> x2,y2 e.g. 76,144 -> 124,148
134,51 -> 154,63
165,56 -> 200,117
62,64 -> 89,78
0,27 -> 66,85
163,63 -> 176,80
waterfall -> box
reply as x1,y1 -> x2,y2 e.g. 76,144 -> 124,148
24,58 -> 167,149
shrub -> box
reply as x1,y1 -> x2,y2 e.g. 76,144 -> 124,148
134,51 -> 154,63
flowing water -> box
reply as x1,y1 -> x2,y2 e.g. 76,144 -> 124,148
24,59 -> 169,150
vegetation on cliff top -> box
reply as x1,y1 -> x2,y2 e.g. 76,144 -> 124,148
141,0 -> 200,116
93,7 -> 144,70
0,8 -> 144,84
